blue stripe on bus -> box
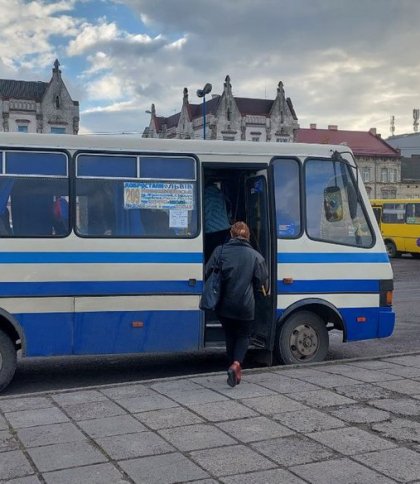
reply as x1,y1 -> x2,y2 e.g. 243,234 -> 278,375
0,252 -> 388,265
0,278 -> 379,297
277,279 -> 379,293
277,252 -> 389,263
0,280 -> 204,297
0,252 -> 203,264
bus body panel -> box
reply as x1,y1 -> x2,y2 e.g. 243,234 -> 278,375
0,133 -> 396,366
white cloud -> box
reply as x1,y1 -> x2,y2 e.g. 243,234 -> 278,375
2,0 -> 420,137
86,74 -> 124,100
0,0 -> 79,71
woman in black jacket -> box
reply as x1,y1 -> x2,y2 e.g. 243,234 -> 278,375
205,221 -> 268,387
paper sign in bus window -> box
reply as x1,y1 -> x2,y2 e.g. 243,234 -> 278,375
170,210 -> 188,228
124,182 -> 194,210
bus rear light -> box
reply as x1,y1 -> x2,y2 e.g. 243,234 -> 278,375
380,280 -> 394,307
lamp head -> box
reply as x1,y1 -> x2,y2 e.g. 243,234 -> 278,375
197,83 -> 212,98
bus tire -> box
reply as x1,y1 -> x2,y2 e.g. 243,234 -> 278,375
0,330 -> 17,392
275,311 -> 329,365
411,253 -> 420,259
385,241 -> 400,258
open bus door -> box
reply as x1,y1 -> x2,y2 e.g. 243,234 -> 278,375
245,172 -> 276,359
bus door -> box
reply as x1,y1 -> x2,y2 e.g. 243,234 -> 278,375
245,173 -> 276,351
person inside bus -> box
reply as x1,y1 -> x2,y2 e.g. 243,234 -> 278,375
204,181 -> 231,260
0,207 -> 12,236
205,221 -> 268,387
52,196 -> 69,236
88,184 -> 115,236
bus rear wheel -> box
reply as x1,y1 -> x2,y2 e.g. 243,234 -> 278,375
385,241 -> 400,258
0,330 -> 17,392
275,311 -> 329,364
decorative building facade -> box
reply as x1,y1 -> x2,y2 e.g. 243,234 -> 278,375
143,75 -> 299,142
0,60 -> 79,135
295,126 -> 401,199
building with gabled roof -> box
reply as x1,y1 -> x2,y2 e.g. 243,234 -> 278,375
0,60 -> 79,135
143,75 -> 299,142
295,125 -> 401,199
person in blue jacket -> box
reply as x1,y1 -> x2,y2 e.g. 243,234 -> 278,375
205,221 -> 268,387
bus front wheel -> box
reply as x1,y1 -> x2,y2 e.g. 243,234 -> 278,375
275,311 -> 329,365
385,241 -> 400,258
0,330 -> 17,392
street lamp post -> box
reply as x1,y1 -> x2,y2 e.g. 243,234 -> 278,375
196,83 -> 212,140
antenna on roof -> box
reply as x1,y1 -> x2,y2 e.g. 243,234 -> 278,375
413,109 -> 419,132
390,115 -> 395,136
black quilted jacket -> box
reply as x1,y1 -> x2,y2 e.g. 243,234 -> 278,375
205,238 -> 268,320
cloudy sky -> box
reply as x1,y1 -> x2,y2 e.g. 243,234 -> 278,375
1,0 -> 419,137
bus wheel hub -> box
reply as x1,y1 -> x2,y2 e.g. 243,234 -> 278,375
291,324 -> 319,358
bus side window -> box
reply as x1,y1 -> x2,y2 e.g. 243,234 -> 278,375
75,154 -> 198,238
272,158 -> 301,238
305,158 -> 373,247
1,151 -> 69,238
406,203 -> 420,224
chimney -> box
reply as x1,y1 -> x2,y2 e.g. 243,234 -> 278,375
328,125 -> 338,130
310,123 -> 317,129
369,127 -> 377,135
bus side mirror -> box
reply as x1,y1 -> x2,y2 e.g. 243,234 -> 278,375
324,186 -> 343,222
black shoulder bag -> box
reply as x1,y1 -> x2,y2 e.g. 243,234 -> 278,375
199,246 -> 224,311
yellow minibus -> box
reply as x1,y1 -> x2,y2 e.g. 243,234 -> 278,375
371,198 -> 420,258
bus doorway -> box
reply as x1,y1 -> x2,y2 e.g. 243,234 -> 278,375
202,165 -> 275,356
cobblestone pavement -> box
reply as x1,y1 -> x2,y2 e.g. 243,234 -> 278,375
1,352 -> 420,483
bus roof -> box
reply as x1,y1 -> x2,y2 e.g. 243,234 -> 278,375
0,132 -> 353,160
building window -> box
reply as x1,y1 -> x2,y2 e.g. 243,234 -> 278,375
223,136 -> 235,141
55,96 -> 60,109
381,168 -> 388,183
251,137 -> 259,142
361,167 -> 370,183
388,168 -> 397,183
381,188 -> 397,199
51,127 -> 66,134
17,125 -> 28,133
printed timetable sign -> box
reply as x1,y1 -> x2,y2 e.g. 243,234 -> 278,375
124,182 -> 194,210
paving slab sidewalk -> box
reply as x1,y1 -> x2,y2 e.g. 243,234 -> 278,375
1,352 -> 420,483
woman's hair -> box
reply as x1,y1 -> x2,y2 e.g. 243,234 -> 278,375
230,221 -> 250,241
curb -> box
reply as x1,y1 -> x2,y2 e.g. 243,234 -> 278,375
1,349 -> 420,401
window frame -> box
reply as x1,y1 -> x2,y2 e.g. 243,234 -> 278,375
51,127 -> 66,135
0,148 -> 71,238
405,202 -> 420,225
381,202 -> 406,224
270,156 -> 303,240
303,156 -> 376,249
73,150 -> 200,239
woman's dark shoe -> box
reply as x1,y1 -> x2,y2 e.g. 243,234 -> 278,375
227,367 -> 237,387
227,361 -> 241,387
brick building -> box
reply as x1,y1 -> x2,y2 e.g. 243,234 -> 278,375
143,75 -> 299,142
295,126 -> 401,199
0,60 -> 79,135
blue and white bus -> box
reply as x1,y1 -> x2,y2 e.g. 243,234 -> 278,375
0,133 -> 395,391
